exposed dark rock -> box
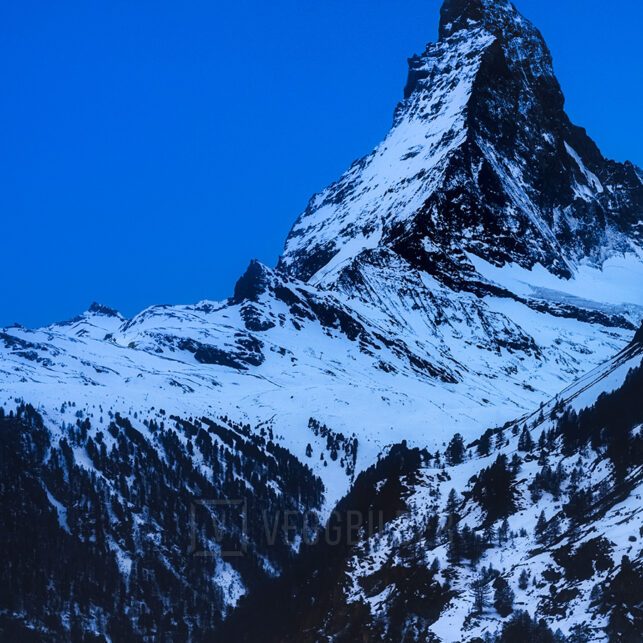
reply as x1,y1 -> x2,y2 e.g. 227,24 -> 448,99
233,260 -> 272,303
239,304 -> 276,332
178,336 -> 264,369
633,323 -> 643,345
87,302 -> 121,317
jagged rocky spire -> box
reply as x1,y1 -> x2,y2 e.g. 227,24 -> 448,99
439,0 -> 537,40
87,302 -> 122,318
439,0 -> 490,33
279,0 -> 642,286
405,0 -> 561,108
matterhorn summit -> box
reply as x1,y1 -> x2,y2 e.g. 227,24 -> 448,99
280,0 -> 642,288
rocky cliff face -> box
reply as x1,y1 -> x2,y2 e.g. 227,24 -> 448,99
279,0 -> 642,288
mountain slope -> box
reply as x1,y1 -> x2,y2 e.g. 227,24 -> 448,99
0,405 -> 324,640
223,328 -> 643,642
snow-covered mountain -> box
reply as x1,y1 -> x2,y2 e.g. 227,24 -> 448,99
280,0 -> 642,284
224,328 -> 643,642
1,0 -> 642,640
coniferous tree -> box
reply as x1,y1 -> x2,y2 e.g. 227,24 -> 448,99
471,573 -> 491,615
445,488 -> 460,521
518,426 -> 534,452
565,487 -> 593,523
493,577 -> 515,617
497,610 -> 557,642
471,454 -> 517,522
497,518 -> 510,545
477,431 -> 492,457
445,433 -> 466,466
548,514 -> 561,542
425,514 -> 439,546
535,511 -> 547,543
510,454 -> 522,474
447,525 -> 462,564
461,526 -> 487,564
567,624 -> 593,643
484,524 -> 496,546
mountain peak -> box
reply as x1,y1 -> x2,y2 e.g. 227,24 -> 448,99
233,260 -> 274,303
438,0 -> 533,39
280,0 -> 641,289
437,0 -> 556,83
439,0 -> 509,37
87,302 -> 121,318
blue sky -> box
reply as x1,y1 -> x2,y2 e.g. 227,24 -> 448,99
1,0 -> 641,328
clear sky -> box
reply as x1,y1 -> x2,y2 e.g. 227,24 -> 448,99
1,0 -> 641,328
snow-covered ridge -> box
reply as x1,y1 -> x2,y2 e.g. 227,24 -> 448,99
278,24 -> 497,283
1,257 -> 639,512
